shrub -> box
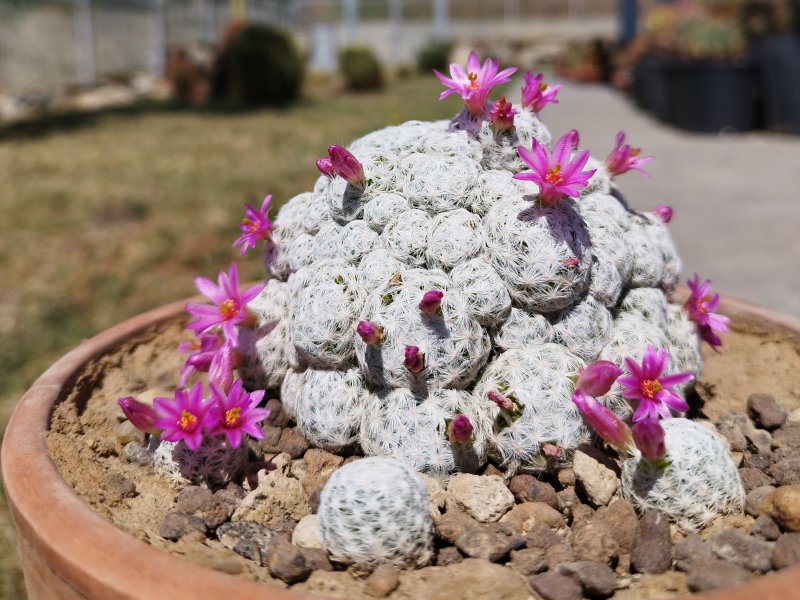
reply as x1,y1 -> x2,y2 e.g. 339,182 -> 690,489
339,45 -> 384,91
211,22 -> 304,107
416,40 -> 453,73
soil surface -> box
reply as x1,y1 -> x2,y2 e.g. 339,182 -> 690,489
47,316 -> 800,599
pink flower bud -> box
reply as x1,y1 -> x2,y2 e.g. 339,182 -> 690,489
632,418 -> 667,462
328,145 -> 365,188
605,131 -> 652,177
566,129 -> 580,150
209,343 -> 238,393
576,360 -> 624,397
652,204 -> 673,223
447,414 -> 474,445
571,390 -> 633,452
418,290 -> 444,315
118,396 -> 160,434
542,443 -> 563,458
489,96 -> 517,134
404,345 -> 425,374
488,391 -> 513,411
356,320 -> 383,345
316,157 -> 335,178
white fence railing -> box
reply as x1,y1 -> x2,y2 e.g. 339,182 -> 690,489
0,0 -> 618,94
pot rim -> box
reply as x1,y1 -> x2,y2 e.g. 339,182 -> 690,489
2,293 -> 800,600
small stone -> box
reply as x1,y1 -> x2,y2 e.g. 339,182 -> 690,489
730,451 -> 744,467
557,561 -> 617,598
772,533 -> 800,570
570,519 -> 619,566
446,474 -> 515,523
509,547 -> 548,575
523,522 -> 564,550
631,511 -> 672,574
435,509 -> 524,562
159,512 -> 206,541
292,514 -> 324,549
700,514 -> 755,540
508,475 -> 559,509
745,428 -> 773,455
570,504 -> 594,527
595,500 -> 638,554
545,542 -> 577,570
528,572 -> 583,600
556,487 -> 580,515
772,424 -> 800,452
267,519 -> 297,538
771,485 -> 800,531
104,473 -> 136,504
674,533 -> 714,572
265,398 -> 290,427
399,558 -> 533,600
264,537 -> 310,584
299,547 -> 333,572
115,420 -> 144,445
259,424 -> 283,449
742,453 -> 772,471
739,467 -> 776,492
558,468 -> 576,487
747,393 -> 788,431
304,448 -> 345,477
483,463 -> 505,478
276,427 -> 310,459
202,493 -> 238,529
232,469 -> 310,525
686,558 -> 752,592
435,546 -> 464,566
789,409 -> 800,424
752,515 -> 782,541
770,455 -> 800,486
572,448 -> 619,507
714,414 -> 749,452
708,529 -> 773,573
217,520 -> 278,560
419,473 -> 447,512
364,564 -> 400,598
745,485 -> 776,517
175,486 -> 213,514
500,502 -> 565,533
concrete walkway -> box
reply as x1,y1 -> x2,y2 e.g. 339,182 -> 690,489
540,82 -> 800,318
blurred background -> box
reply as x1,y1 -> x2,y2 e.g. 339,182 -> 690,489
1,0 -> 799,597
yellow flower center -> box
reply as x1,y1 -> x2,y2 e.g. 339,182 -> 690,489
242,218 -> 260,233
225,407 -> 241,428
178,410 -> 197,432
631,147 -> 641,157
545,165 -> 563,186
538,81 -> 548,92
640,379 -> 663,399
467,72 -> 480,90
219,299 -> 238,319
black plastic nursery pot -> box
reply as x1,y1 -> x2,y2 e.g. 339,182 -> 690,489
632,53 -> 674,122
754,34 -> 800,134
663,59 -> 758,133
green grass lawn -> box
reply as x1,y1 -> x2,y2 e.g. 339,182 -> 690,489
0,74 -> 465,596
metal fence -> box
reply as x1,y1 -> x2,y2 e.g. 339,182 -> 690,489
0,0 -> 618,94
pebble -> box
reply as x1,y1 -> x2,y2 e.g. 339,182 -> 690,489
556,487 -> 581,516
303,448 -> 344,478
745,485 -> 776,517
770,485 -> 800,531
276,427 -> 310,459
418,473 -> 447,513
500,502 -> 565,533
747,394 -> 787,431
264,398 -> 290,428
523,522 -> 564,550
264,537 -> 310,584
570,504 -> 595,527
739,467 -> 777,492
217,520 -> 279,561
708,529 -> 774,573
202,490 -> 239,529
742,453 -> 772,471
594,500 -> 638,554
435,546 -> 464,566
751,515 -> 782,541
773,423 -> 800,451
508,475 -> 559,509
159,512 -> 206,541
483,463 -> 505,478
175,486 -> 213,514
364,565 -> 400,598
545,542 -> 577,570
570,519 -> 619,566
299,547 -> 333,572
714,412 -> 750,452
232,468 -> 310,525
115,420 -> 144,445
509,547 -> 548,575
674,533 -> 714,572
400,558 -> 534,600
631,511 -> 672,574
104,473 -> 136,504
557,561 -> 617,599
259,425 -> 283,449
435,509 -> 524,562
685,557 -> 752,592
769,455 -> 800,486
772,533 -> 800,570
557,468 -> 576,487
528,572 -> 583,600
572,448 -> 619,507
446,474 -> 515,523
292,514 -> 324,549
745,428 -> 773,456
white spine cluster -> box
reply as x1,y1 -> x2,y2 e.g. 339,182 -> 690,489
621,419 -> 745,531
318,456 -> 434,568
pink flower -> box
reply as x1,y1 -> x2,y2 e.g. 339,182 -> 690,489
178,332 -> 224,386
207,379 -> 269,448
652,205 -> 673,223
233,195 -> 273,256
186,263 -> 265,347
489,96 -> 516,134
153,382 -> 214,451
434,50 -> 517,116
632,418 -> 667,462
604,131 -> 653,177
521,72 -> 562,113
575,360 -> 624,397
447,414 -> 474,445
118,396 -> 160,435
318,145 -> 366,188
572,389 -> 633,452
685,274 -> 730,350
542,444 -> 563,459
404,345 -> 425,374
488,391 -> 513,411
618,346 -> 694,423
513,131 -> 596,206
356,320 -> 383,345
209,342 -> 240,393
419,290 -> 444,315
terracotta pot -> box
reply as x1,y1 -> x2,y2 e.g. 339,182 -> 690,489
2,294 -> 800,600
